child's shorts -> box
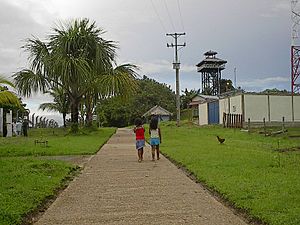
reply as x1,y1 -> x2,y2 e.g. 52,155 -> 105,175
136,140 -> 145,150
150,138 -> 160,146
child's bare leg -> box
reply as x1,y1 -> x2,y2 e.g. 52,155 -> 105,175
138,149 -> 142,162
141,148 -> 144,161
156,145 -> 160,160
151,146 -> 155,161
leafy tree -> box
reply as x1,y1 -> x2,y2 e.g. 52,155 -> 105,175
39,87 -> 70,127
260,88 -> 290,95
0,76 -> 21,108
14,19 -> 138,132
220,79 -> 234,94
97,76 -> 176,127
181,88 -> 200,109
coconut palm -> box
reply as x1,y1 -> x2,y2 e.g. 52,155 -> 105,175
39,87 -> 70,127
0,75 -> 21,107
14,18 -> 138,131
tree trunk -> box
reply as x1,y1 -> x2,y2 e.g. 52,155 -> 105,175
70,98 -> 80,133
63,113 -> 66,127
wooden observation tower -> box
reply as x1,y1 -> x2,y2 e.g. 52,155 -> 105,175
196,50 -> 227,96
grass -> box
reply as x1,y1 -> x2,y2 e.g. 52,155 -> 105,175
0,127 -> 116,225
0,127 -> 116,156
158,121 -> 300,225
0,158 -> 76,225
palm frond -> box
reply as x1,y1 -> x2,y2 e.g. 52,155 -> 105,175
0,90 -> 21,107
13,69 -> 49,97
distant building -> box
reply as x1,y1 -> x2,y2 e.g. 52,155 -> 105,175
191,93 -> 300,127
143,105 -> 173,122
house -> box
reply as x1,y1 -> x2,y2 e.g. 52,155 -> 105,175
194,93 -> 300,127
142,105 -> 173,122
189,94 -> 219,124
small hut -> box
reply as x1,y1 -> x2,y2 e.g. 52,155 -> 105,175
143,105 -> 173,122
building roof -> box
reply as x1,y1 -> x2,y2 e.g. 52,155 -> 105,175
189,94 -> 219,106
196,50 -> 227,72
142,105 -> 173,117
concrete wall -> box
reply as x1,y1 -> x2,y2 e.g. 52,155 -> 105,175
244,95 -> 268,122
199,103 -> 208,125
229,95 -> 242,114
294,96 -> 300,121
269,96 -> 292,121
219,98 -> 229,124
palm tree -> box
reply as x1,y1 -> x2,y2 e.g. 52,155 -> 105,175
39,87 -> 70,127
0,75 -> 21,107
14,18 -> 138,132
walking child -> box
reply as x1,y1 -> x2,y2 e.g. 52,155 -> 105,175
149,117 -> 161,161
133,118 -> 145,162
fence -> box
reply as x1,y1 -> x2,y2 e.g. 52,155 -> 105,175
223,113 -> 243,128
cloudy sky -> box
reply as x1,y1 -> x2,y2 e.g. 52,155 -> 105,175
0,0 -> 292,124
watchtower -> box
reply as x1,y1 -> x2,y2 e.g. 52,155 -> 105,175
196,50 -> 227,96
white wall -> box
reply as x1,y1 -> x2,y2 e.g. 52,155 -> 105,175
199,103 -> 208,125
294,96 -> 300,122
229,95 -> 242,114
244,95 -> 268,122
219,98 -> 229,124
269,96 -> 292,121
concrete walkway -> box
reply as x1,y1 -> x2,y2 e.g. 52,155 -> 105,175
36,128 -> 248,225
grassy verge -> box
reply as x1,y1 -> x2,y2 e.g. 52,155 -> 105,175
0,158 -> 76,225
0,127 -> 116,156
0,127 -> 116,225
159,121 -> 300,225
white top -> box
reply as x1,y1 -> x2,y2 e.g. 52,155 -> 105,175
150,129 -> 159,138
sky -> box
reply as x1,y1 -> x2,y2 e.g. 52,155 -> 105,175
0,0 -> 293,124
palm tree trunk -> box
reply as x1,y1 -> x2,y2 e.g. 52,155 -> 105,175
70,97 -> 80,132
63,112 -> 66,127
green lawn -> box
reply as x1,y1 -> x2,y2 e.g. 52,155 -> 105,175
159,121 -> 300,225
0,127 -> 116,156
0,158 -> 75,225
0,127 -> 116,225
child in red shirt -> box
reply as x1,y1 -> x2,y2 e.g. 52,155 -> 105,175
133,118 -> 145,162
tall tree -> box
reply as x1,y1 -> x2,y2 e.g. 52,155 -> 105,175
0,76 -> 21,107
14,19 -> 137,131
39,87 -> 70,127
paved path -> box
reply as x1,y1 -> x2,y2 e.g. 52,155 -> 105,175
36,128 -> 248,225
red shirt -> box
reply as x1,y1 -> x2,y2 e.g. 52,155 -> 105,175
135,127 -> 145,140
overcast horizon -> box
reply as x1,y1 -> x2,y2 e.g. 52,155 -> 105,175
0,0 -> 293,125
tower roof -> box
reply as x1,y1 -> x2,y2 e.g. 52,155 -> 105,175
196,50 -> 227,72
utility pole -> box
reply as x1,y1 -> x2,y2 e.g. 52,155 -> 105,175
166,32 -> 186,126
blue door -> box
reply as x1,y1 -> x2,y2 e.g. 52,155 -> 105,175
208,101 -> 219,124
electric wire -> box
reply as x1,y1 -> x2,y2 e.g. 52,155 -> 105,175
176,0 -> 185,32
150,0 -> 168,33
163,0 -> 176,32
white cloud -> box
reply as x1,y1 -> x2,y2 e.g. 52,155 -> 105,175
239,76 -> 289,91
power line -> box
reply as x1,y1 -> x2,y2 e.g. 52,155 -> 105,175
150,0 -> 168,33
163,0 -> 176,32
176,0 -> 185,32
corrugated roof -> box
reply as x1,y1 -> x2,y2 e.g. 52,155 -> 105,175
142,105 -> 173,117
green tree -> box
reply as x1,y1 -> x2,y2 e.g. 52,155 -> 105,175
181,88 -> 199,109
220,79 -> 234,94
97,76 -> 176,127
0,76 -> 21,107
14,18 -> 138,132
39,87 -> 70,127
